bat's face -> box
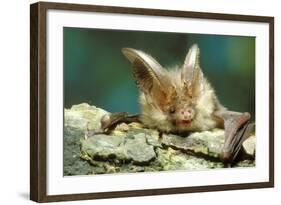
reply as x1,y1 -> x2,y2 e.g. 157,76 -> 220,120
165,99 -> 196,129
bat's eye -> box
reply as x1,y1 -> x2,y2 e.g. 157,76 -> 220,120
169,106 -> 176,114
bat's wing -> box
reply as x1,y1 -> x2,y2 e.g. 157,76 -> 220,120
86,112 -> 141,137
215,109 -> 254,163
101,112 -> 140,131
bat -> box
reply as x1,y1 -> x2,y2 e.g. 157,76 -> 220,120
99,44 -> 253,163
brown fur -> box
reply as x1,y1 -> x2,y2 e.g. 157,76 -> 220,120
122,45 -> 225,133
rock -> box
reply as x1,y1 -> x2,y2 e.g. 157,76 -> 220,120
124,133 -> 156,164
242,135 -> 256,156
161,129 -> 225,159
64,103 -> 108,175
63,125 -> 93,175
80,133 -> 156,165
81,134 -> 127,162
115,123 -> 130,132
64,103 -> 256,175
162,129 -> 256,160
64,103 -> 108,131
234,160 -> 255,167
154,148 -> 224,171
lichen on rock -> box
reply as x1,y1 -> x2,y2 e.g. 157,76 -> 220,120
161,129 -> 225,159
64,103 -> 108,131
64,103 -> 256,176
80,133 -> 156,165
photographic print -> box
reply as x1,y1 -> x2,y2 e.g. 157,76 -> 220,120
63,28 -> 256,176
30,2 -> 273,202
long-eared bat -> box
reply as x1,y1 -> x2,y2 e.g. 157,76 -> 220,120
99,44 -> 253,163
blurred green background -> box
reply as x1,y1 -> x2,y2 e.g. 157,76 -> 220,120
64,27 -> 255,118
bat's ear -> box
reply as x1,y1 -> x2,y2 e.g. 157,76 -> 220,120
122,48 -> 171,107
181,44 -> 203,98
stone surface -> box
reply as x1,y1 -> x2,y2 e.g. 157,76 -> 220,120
80,133 -> 156,165
124,133 -> 156,164
64,123 -> 93,175
64,104 -> 108,175
161,129 -> 225,159
64,103 -> 108,131
242,135 -> 256,156
81,134 -> 127,162
154,148 -> 224,171
64,103 -> 256,176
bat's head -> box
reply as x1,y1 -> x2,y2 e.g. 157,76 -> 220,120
122,44 -> 207,132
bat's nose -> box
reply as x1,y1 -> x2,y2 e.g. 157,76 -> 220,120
180,109 -> 193,120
